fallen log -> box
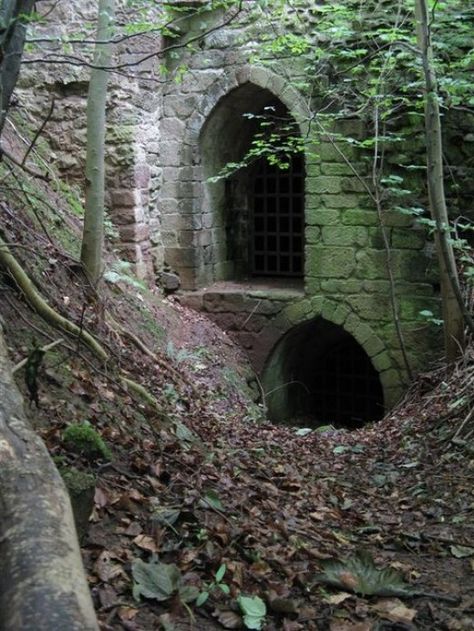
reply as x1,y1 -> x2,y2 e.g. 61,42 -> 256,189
0,319 -> 98,630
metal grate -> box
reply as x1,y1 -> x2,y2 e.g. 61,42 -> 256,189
310,339 -> 383,427
252,154 -> 304,276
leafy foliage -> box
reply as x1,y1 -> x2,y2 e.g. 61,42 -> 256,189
132,557 -> 198,603
314,551 -> 417,597
237,595 -> 267,630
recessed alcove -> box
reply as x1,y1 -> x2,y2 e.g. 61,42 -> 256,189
262,317 -> 385,429
199,82 -> 304,285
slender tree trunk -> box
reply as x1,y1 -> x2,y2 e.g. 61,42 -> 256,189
0,320 -> 99,630
414,0 -> 468,362
80,0 -> 116,286
0,0 -> 36,134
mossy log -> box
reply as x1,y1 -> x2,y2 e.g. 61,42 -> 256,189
0,321 -> 99,630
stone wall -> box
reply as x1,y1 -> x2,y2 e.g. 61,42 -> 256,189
13,0 -> 448,413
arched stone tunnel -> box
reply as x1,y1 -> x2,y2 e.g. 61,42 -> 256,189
261,317 -> 385,428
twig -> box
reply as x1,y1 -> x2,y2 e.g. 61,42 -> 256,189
21,98 -> 55,167
452,406 -> 474,441
0,146 -> 49,181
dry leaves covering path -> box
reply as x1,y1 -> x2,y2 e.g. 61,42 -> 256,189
48,342 -> 474,631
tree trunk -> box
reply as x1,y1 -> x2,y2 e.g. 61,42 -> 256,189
414,0 -> 467,362
0,320 -> 99,630
0,0 -> 36,134
80,0 -> 116,286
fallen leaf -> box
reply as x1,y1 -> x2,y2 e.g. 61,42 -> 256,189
450,545 -> 474,558
324,592 -> 353,605
94,551 -> 123,583
94,487 -> 109,509
373,598 -> 417,623
118,607 -> 139,621
214,609 -> 242,629
133,534 -> 159,552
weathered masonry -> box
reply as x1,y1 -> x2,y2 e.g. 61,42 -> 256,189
16,1 -> 444,427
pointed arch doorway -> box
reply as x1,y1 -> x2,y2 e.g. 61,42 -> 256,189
199,83 -> 305,285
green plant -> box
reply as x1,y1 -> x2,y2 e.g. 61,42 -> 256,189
62,421 -> 111,460
196,563 -> 230,606
103,260 -> 147,290
237,594 -> 267,630
419,309 -> 443,327
132,557 -> 198,605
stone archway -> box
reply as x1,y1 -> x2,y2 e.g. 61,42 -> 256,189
199,83 -> 305,283
261,317 -> 385,428
160,65 -> 310,289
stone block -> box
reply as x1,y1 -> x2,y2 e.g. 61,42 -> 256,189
160,141 -> 182,166
284,299 -> 312,324
321,299 -> 338,322
345,315 -> 373,344
321,163 -> 356,176
364,335 -> 385,357
111,189 -> 139,208
332,303 -> 351,325
178,230 -> 195,247
341,208 -> 378,226
163,95 -> 198,119
362,280 -> 391,293
306,246 -> 356,278
305,162 -> 322,177
319,142 -> 357,162
391,228 -> 426,250
203,293 -> 244,313
355,249 -> 389,280
133,164 -> 151,188
322,193 -> 362,209
306,208 -> 340,226
322,226 -> 368,247
307,176 -> 342,194
371,351 -> 393,372
118,223 -> 149,242
161,117 -> 186,138
341,177 -> 369,193
382,209 -> 413,227
306,226 -> 321,243
305,278 -> 321,294
321,279 -> 363,294
160,271 -> 180,292
165,247 -> 195,268
350,294 -> 392,322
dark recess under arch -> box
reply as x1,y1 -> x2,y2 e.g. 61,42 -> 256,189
262,317 -> 385,429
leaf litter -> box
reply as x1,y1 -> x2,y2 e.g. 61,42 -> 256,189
4,263 -> 474,629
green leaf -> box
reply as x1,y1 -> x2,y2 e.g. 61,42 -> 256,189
196,591 -> 209,606
215,563 -> 226,583
313,551 -> 416,597
238,595 -> 267,630
131,558 -> 181,602
219,583 -> 231,595
333,445 -> 347,455
199,489 -> 224,511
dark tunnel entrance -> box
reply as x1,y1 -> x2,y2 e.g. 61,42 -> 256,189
262,318 -> 385,429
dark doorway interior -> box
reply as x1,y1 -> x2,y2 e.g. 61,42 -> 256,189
263,317 -> 385,429
252,154 -> 304,277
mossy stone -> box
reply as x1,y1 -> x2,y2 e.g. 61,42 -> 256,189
61,468 -> 96,541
